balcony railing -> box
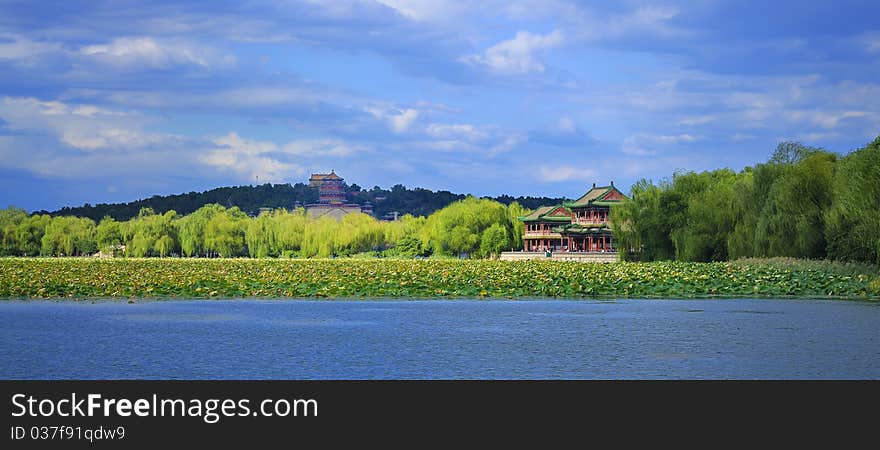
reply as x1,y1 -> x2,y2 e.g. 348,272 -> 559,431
524,230 -> 561,236
575,218 -> 608,226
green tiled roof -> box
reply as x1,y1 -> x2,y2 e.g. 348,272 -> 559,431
518,205 -> 571,222
566,184 -> 627,207
519,205 -> 554,221
518,183 -> 628,223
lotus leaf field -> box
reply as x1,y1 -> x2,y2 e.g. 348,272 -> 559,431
1,258 -> 878,300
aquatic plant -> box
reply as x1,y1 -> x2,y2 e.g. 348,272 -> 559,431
0,258 -> 876,300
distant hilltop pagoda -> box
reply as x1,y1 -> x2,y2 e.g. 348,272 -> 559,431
309,170 -> 346,204
305,170 -> 373,220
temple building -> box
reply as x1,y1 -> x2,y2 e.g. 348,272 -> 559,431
305,170 -> 373,220
518,182 -> 627,253
309,170 -> 346,204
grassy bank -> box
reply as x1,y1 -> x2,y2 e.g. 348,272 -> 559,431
1,257 -> 878,300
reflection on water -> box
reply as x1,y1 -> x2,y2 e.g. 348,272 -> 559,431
0,298 -> 878,380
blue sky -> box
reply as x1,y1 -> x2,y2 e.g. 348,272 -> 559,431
1,0 -> 879,211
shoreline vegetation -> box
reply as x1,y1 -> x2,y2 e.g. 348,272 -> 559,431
1,258 -> 877,300
0,138 -> 878,268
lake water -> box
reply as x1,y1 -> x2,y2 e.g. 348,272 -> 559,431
1,299 -> 878,379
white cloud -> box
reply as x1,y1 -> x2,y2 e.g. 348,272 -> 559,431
560,4 -> 684,43
0,97 -> 173,151
785,110 -> 870,129
731,133 -> 756,142
537,166 -> 598,183
418,140 -> 475,152
557,117 -> 576,132
0,34 -> 63,63
64,86 -> 330,111
389,109 -> 420,133
366,107 -> 420,133
796,131 -> 839,142
487,133 -> 525,156
622,134 -> 700,156
373,0 -> 464,21
678,115 -> 716,126
408,130 -> 522,156
867,36 -> 880,53
200,133 -> 367,182
80,37 -> 235,69
201,133 -> 302,183
0,134 -> 195,180
283,138 -> 365,157
461,29 -> 564,74
425,123 -> 489,141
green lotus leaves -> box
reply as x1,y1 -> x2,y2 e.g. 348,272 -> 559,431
0,258 -> 877,300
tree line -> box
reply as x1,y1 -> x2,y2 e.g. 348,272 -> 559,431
611,136 -> 880,264
0,198 -> 527,259
44,181 -> 565,222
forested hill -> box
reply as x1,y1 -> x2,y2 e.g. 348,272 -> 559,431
41,183 -> 568,221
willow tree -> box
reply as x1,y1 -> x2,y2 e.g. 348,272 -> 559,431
825,136 -> 880,263
41,216 -> 97,256
123,208 -> 179,257
246,210 -> 280,258
383,214 -> 427,257
754,150 -> 836,259
673,169 -> 741,262
419,196 -> 512,258
96,216 -> 123,253
479,223 -> 510,258
15,214 -> 51,257
177,204 -> 227,257
204,207 -> 248,257
506,201 -> 526,251
610,179 -> 678,261
0,207 -> 27,256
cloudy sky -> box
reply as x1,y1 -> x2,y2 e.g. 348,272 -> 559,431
2,0 -> 879,211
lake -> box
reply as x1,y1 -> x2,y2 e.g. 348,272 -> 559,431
1,299 -> 878,379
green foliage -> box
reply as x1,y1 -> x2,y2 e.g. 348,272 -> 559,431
47,180 -> 567,223
611,179 -> 679,261
615,136 -> 878,264
15,214 -> 51,257
177,204 -> 226,257
670,169 -> 739,262
96,217 -> 123,252
479,223 -> 510,258
204,207 -> 247,257
419,197 -> 515,258
825,137 -> 880,263
754,151 -> 836,258
123,209 -> 179,257
0,258 -> 875,299
246,211 -> 279,258
506,202 -> 526,251
40,216 -> 97,256
6,135 -> 879,264
0,207 -> 28,256
382,214 -> 427,257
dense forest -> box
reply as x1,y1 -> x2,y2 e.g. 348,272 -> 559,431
612,136 -> 880,264
0,198 -> 527,259
41,182 -> 566,222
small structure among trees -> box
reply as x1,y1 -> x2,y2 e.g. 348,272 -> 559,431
518,183 -> 628,253
305,170 -> 374,220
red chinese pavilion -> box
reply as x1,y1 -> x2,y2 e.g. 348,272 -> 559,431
518,182 -> 627,253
